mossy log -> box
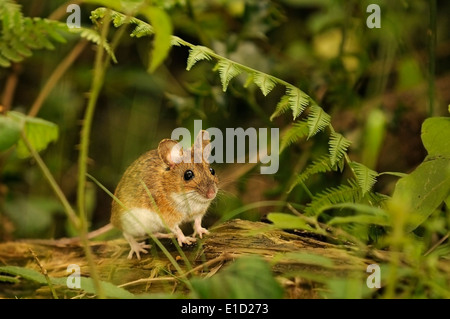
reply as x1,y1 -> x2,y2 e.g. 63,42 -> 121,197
0,219 -> 373,298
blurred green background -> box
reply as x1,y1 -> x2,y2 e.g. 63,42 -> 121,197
0,0 -> 449,240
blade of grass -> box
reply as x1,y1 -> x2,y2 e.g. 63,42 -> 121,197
20,131 -> 79,228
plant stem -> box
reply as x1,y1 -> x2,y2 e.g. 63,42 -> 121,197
428,0 -> 436,116
76,11 -> 112,300
21,131 -> 80,228
29,248 -> 58,299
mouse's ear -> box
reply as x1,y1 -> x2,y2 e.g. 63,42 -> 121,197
158,139 -> 184,168
193,130 -> 211,163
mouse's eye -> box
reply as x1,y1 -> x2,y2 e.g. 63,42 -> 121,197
184,170 -> 194,181
209,167 -> 215,176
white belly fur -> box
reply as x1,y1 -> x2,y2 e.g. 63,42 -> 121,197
120,208 -> 165,237
170,192 -> 211,221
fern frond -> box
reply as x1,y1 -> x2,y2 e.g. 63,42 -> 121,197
366,191 -> 389,206
329,131 -> 351,167
0,44 -> 22,62
186,45 -> 214,71
130,23 -> 154,38
0,0 -> 23,34
216,60 -> 242,92
0,2 -> 117,67
270,95 -> 290,121
349,162 -> 378,195
0,53 -> 10,67
307,105 -> 331,139
280,120 -> 309,152
69,27 -> 117,63
93,7 -> 153,37
288,155 -> 333,192
304,180 -> 362,216
243,73 -> 254,88
287,86 -> 309,120
40,19 -> 67,44
253,73 -> 276,96
170,36 -> 183,47
0,1 -> 67,67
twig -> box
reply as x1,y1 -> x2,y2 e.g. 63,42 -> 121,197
183,254 -> 231,277
118,276 -> 177,288
28,40 -> 88,117
28,248 -> 58,299
424,232 -> 450,257
1,63 -> 22,113
48,0 -> 83,21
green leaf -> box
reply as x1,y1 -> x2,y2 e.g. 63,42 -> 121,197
0,53 -> 12,67
307,105 -> 330,138
130,22 -> 153,37
392,157 -> 450,232
170,36 -> 183,46
243,73 -> 254,88
328,203 -> 390,226
421,117 -> 450,156
186,45 -> 214,71
287,86 -> 309,120
327,202 -> 390,218
190,256 -> 283,299
0,3 -> 76,68
280,120 -> 309,152
267,213 -> 312,230
0,114 -> 21,151
0,265 -> 136,298
3,196 -> 62,238
70,277 -> 135,299
10,37 -> 33,57
253,73 -> 276,96
288,155 -> 333,192
391,117 -> 450,232
0,44 -> 22,62
270,95 -> 290,121
8,111 -> 59,158
141,6 -> 172,73
361,108 -> 386,169
0,265 -> 48,284
216,60 -> 242,92
0,274 -> 20,284
349,162 -> 378,195
71,27 -> 117,64
304,180 -> 362,216
322,277 -> 366,299
329,131 -> 351,167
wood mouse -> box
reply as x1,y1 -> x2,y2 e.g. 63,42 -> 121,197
110,130 -> 218,259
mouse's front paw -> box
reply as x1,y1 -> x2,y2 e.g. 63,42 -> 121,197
177,235 -> 196,246
193,226 -> 209,239
172,225 -> 196,247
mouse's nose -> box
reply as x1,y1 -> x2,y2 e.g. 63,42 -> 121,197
206,187 -> 216,199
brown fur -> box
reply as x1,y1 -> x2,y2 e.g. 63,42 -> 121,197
111,131 -> 218,232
